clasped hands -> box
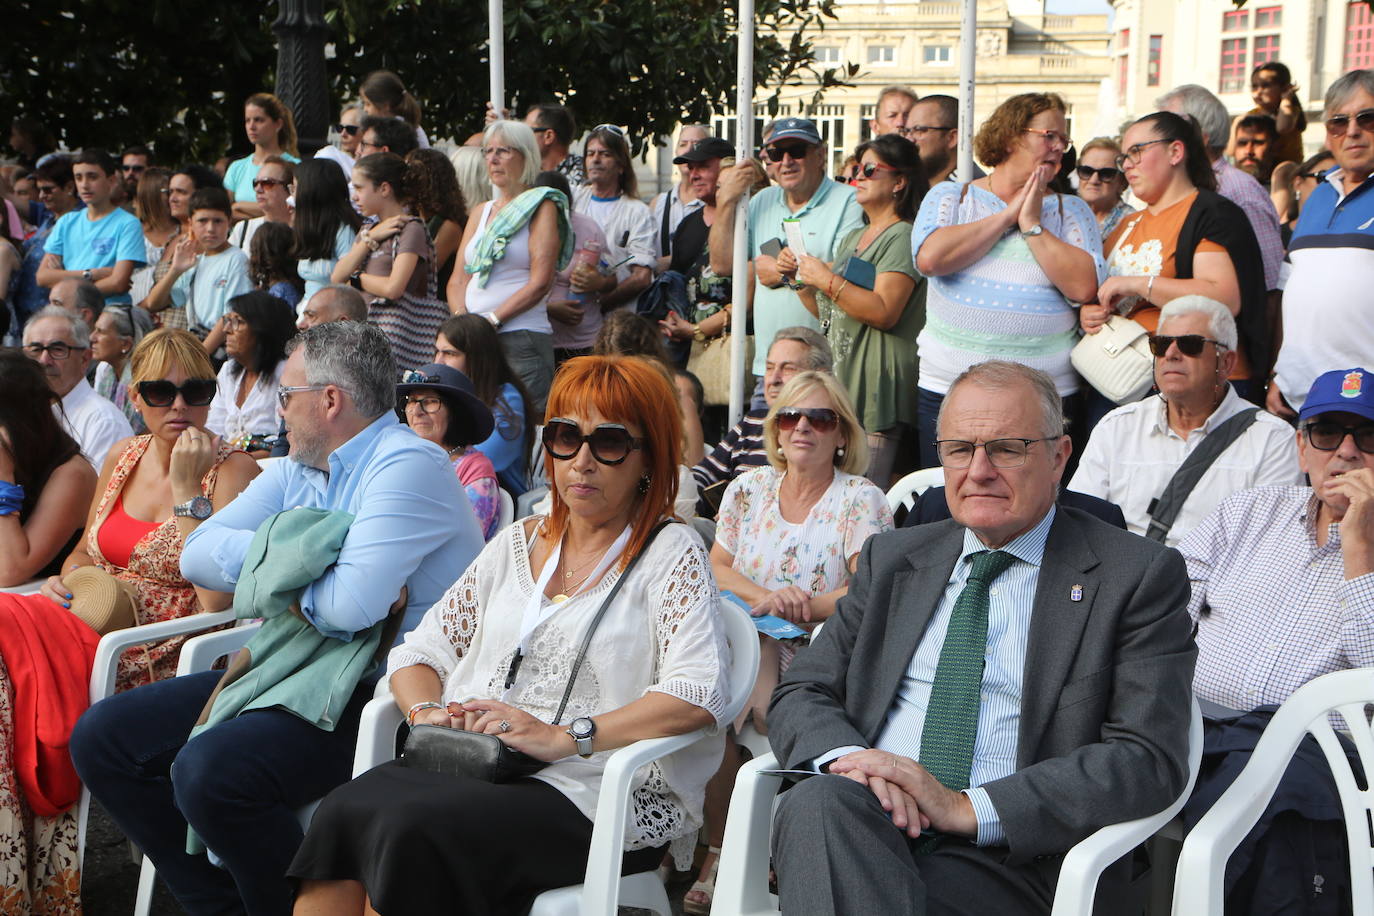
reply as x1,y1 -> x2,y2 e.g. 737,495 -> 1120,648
409,698 -> 572,762
774,248 -> 832,291
826,750 -> 978,839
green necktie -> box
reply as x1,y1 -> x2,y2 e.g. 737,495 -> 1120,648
919,549 -> 1017,793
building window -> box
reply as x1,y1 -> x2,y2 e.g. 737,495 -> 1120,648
1147,35 -> 1162,87
1220,38 -> 1248,93
1117,28 -> 1130,103
1253,34 -> 1281,66
814,45 -> 841,63
1348,1 -> 1374,70
867,44 -> 896,65
923,45 -> 953,65
1223,10 -> 1249,31
1255,6 -> 1282,28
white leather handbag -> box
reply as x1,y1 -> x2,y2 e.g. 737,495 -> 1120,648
1071,315 -> 1154,404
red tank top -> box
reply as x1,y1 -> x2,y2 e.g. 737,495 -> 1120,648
96,495 -> 162,568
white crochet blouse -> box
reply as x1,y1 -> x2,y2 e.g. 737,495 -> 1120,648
387,518 -> 731,866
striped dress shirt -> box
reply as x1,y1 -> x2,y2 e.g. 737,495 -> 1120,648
858,508 -> 1055,845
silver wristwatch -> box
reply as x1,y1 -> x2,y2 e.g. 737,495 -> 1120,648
173,496 -> 213,520
1020,223 -> 1044,238
567,716 -> 596,758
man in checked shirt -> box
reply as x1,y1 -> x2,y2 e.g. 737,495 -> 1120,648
1178,366 -> 1374,911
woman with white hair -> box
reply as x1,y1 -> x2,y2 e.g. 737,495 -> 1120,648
90,304 -> 154,433
446,119 -> 571,415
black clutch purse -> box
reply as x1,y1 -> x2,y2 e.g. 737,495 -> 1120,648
399,520 -> 674,783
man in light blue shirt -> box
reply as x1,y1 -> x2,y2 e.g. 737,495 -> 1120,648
767,361 -> 1195,916
72,321 -> 484,915
708,118 -> 863,380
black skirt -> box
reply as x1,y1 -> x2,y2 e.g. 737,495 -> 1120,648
288,760 -> 663,915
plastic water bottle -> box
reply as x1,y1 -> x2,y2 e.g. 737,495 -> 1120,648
569,239 -> 603,304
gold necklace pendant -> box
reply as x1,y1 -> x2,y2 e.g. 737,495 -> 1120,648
552,593 -> 570,603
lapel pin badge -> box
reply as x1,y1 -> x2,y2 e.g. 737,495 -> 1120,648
1070,584 -> 1083,602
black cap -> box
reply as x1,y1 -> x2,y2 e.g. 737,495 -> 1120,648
673,137 -> 735,165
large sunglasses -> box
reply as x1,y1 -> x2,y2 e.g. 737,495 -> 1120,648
335,123 -> 361,136
1325,109 -> 1374,137
1076,164 -> 1121,182
542,418 -> 645,465
137,378 -> 217,407
764,143 -> 812,162
775,407 -> 839,433
1303,421 -> 1374,453
1147,334 -> 1228,358
853,162 -> 898,180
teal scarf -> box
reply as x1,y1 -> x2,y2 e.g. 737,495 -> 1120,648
464,186 -> 574,289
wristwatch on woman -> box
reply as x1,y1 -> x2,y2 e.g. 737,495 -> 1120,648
566,716 -> 596,757
173,496 -> 213,520
485,312 -> 502,330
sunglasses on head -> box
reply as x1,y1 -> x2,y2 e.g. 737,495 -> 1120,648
542,418 -> 645,465
764,143 -> 812,162
1303,420 -> 1374,453
1076,164 -> 1121,182
1325,109 -> 1374,136
137,378 -> 217,408
335,124 -> 360,135
775,406 -> 839,433
1147,334 -> 1227,358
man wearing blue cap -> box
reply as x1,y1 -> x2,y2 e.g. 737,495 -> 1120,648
1176,366 -> 1374,910
707,117 -> 862,400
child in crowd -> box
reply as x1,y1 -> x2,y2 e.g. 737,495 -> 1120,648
249,221 -> 304,310
35,148 -> 146,306
144,187 -> 252,352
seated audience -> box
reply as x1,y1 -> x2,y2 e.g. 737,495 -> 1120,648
359,69 -> 430,149
767,360 -> 1195,916
435,313 -> 536,495
71,321 -> 482,916
36,148 -> 147,307
91,303 -> 154,433
448,119 -> 570,417
250,220 -> 304,309
692,328 -> 833,511
144,187 -> 253,352
1,330 -> 255,911
903,483 -> 1126,530
205,291 -> 296,456
223,93 -> 301,221
293,158 -> 362,305
534,169 -> 607,364
288,355 -> 729,915
229,155 -> 295,252
689,371 -> 892,913
12,156 -> 78,331
0,350 -> 96,587
1075,138 -> 1135,242
128,167 -> 179,305
1071,296 -> 1300,545
332,152 -> 446,370
295,283 -> 367,331
138,164 -> 221,331
1178,366 -> 1374,911
779,133 -> 926,485
396,362 -> 502,540
405,148 -> 467,292
1080,111 -> 1267,404
46,275 -> 103,328
912,93 -> 1103,467
23,306 -> 132,469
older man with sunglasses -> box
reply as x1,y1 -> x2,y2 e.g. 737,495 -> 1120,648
1271,69 -> 1374,418
1070,296 -> 1299,546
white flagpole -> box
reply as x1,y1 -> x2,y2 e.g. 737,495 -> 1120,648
729,0 -> 755,427
489,0 -> 505,118
957,0 -> 976,182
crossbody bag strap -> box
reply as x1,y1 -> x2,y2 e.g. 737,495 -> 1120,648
659,191 -> 674,256
1145,407 -> 1259,542
550,519 -> 675,724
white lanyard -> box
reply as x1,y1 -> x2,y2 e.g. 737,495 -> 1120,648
503,525 -> 633,697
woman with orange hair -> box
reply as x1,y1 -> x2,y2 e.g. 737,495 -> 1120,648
289,355 -> 731,915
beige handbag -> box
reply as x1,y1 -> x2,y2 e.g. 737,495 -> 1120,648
1071,315 -> 1154,404
689,334 -> 754,407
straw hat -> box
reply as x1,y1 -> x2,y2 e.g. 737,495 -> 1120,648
63,566 -> 137,636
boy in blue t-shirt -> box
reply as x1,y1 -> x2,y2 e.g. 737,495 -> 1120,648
36,148 -> 146,306
145,187 -> 252,352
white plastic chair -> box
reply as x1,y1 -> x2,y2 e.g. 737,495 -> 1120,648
76,609 -> 238,869
351,597 -> 761,916
885,467 -> 945,516
255,456 -> 283,472
496,488 -> 515,534
0,579 -> 44,594
1173,669 -> 1374,915
715,698 -> 1204,916
516,485 -> 550,520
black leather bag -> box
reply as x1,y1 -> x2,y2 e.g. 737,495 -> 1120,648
398,520 -> 674,782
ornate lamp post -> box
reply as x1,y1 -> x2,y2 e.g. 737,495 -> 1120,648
273,0 -> 331,155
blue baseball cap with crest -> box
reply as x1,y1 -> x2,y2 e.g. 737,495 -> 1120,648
1299,368 -> 1374,424
766,118 -> 823,146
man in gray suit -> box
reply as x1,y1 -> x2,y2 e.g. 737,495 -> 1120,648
769,361 -> 1197,915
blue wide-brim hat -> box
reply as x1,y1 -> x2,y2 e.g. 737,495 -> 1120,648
396,363 -> 496,446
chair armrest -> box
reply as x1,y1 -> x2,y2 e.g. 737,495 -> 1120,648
175,622 -> 262,676
577,729 -> 711,914
714,751 -> 785,916
0,579 -> 44,595
353,695 -> 404,778
89,610 -> 237,705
